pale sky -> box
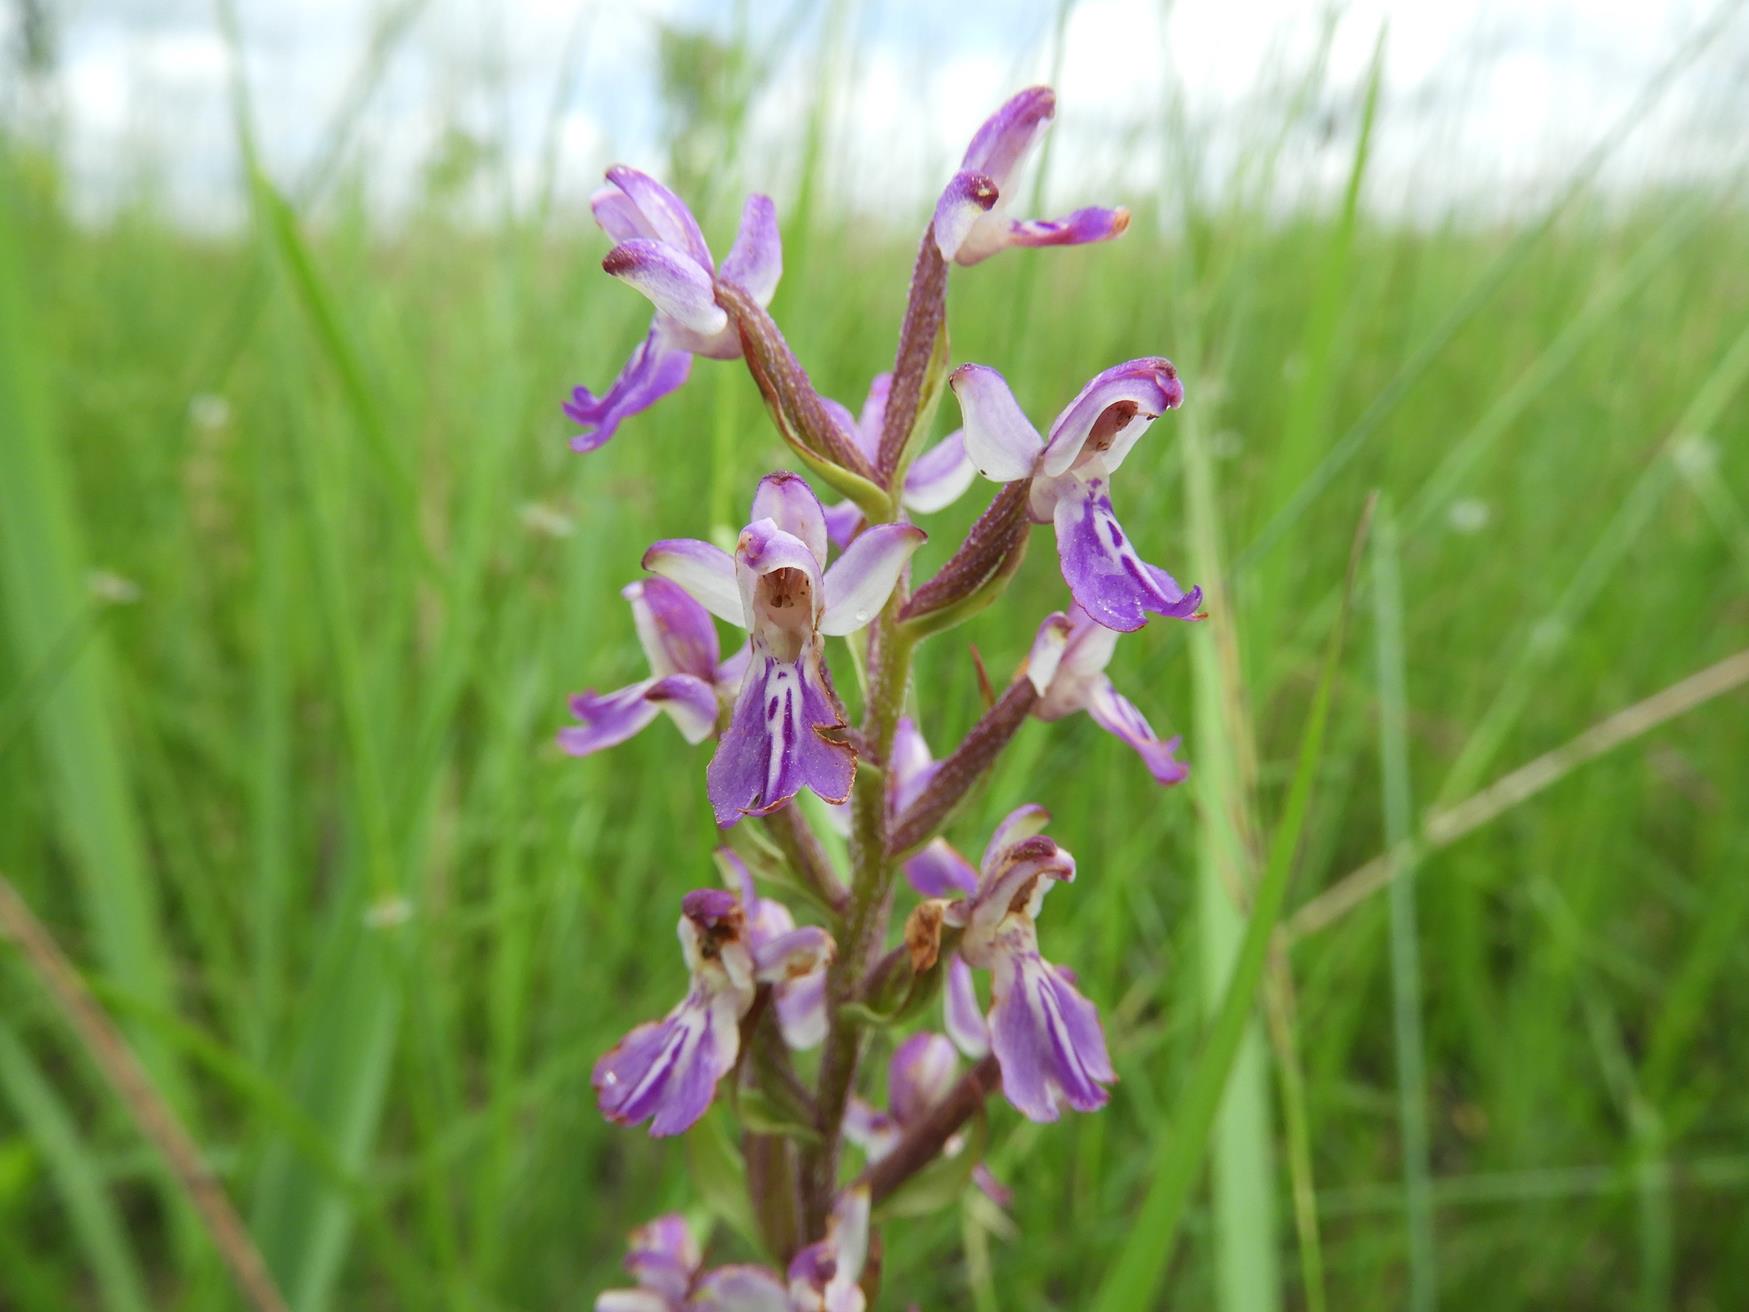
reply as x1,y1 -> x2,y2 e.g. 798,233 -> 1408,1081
9,0 -> 1746,230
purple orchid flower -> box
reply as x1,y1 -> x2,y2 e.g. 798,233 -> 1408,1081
596,1212 -> 789,1312
644,472 -> 925,826
1025,605 -> 1189,785
905,807 -> 1116,1123
594,888 -> 834,1137
566,167 -> 781,452
933,86 -> 1130,267
786,1188 -> 870,1312
818,374 -> 976,549
949,358 -> 1204,632
843,1031 -> 1011,1208
718,848 -> 829,1048
558,578 -> 749,759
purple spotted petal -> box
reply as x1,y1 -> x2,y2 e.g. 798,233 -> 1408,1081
901,429 -> 976,514
960,86 -> 1055,192
564,324 -> 694,454
603,239 -> 726,337
690,1265 -> 789,1311
821,500 -> 865,552
626,577 -> 720,681
604,165 -> 713,270
889,1032 -> 958,1125
948,364 -> 1044,482
904,839 -> 979,900
1050,475 -> 1202,632
956,205 -> 1131,268
1041,357 -> 1183,479
749,472 -> 829,568
593,986 -> 740,1137
645,673 -> 719,745
1086,679 -> 1188,785
945,955 -> 990,1058
643,538 -> 744,626
988,946 -> 1114,1121
932,169 -> 1000,262
707,646 -> 853,826
720,193 -> 782,306
558,681 -> 660,757
819,522 -> 926,637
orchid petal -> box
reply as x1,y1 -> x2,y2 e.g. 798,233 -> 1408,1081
752,925 -> 834,983
1025,611 -> 1073,696
623,1214 -> 698,1299
690,1265 -> 790,1311
1087,679 -> 1189,785
625,577 -> 720,680
820,499 -> 866,552
932,169 -> 999,261
1051,475 -> 1202,632
643,538 -> 744,626
945,956 -> 991,1058
842,1098 -> 898,1158
981,804 -> 1052,873
564,324 -> 693,453
948,364 -> 1044,481
889,1032 -> 959,1125
604,165 -> 713,270
720,193 -> 782,306
988,948 -> 1114,1121
592,990 -> 739,1137
749,471 -> 829,568
901,429 -> 977,513
960,86 -> 1055,191
904,839 -> 979,900
955,205 -> 1130,268
820,523 -> 926,636
645,673 -> 719,745
708,648 -> 853,825
558,681 -> 660,757
856,373 -> 892,459
1041,357 -> 1184,479
888,716 -> 937,815
774,970 -> 828,1050
603,239 -> 726,337
737,521 -> 827,650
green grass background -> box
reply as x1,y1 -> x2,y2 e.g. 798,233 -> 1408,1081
3,6 -> 1748,1309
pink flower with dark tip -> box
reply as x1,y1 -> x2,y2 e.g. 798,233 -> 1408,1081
594,888 -> 833,1138
595,1212 -> 789,1311
950,358 -> 1203,632
644,472 -> 925,826
566,167 -> 781,452
1024,605 -> 1189,785
933,86 -> 1130,267
908,808 -> 1116,1123
558,578 -> 748,760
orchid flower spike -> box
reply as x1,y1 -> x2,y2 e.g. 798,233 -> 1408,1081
595,1212 -> 789,1312
644,472 -> 925,825
819,374 -> 976,549
559,578 -> 748,759
933,86 -> 1130,267
1025,605 -> 1189,785
907,807 -> 1116,1122
566,167 -> 782,452
950,358 -> 1204,632
594,889 -> 834,1137
786,1188 -> 871,1312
